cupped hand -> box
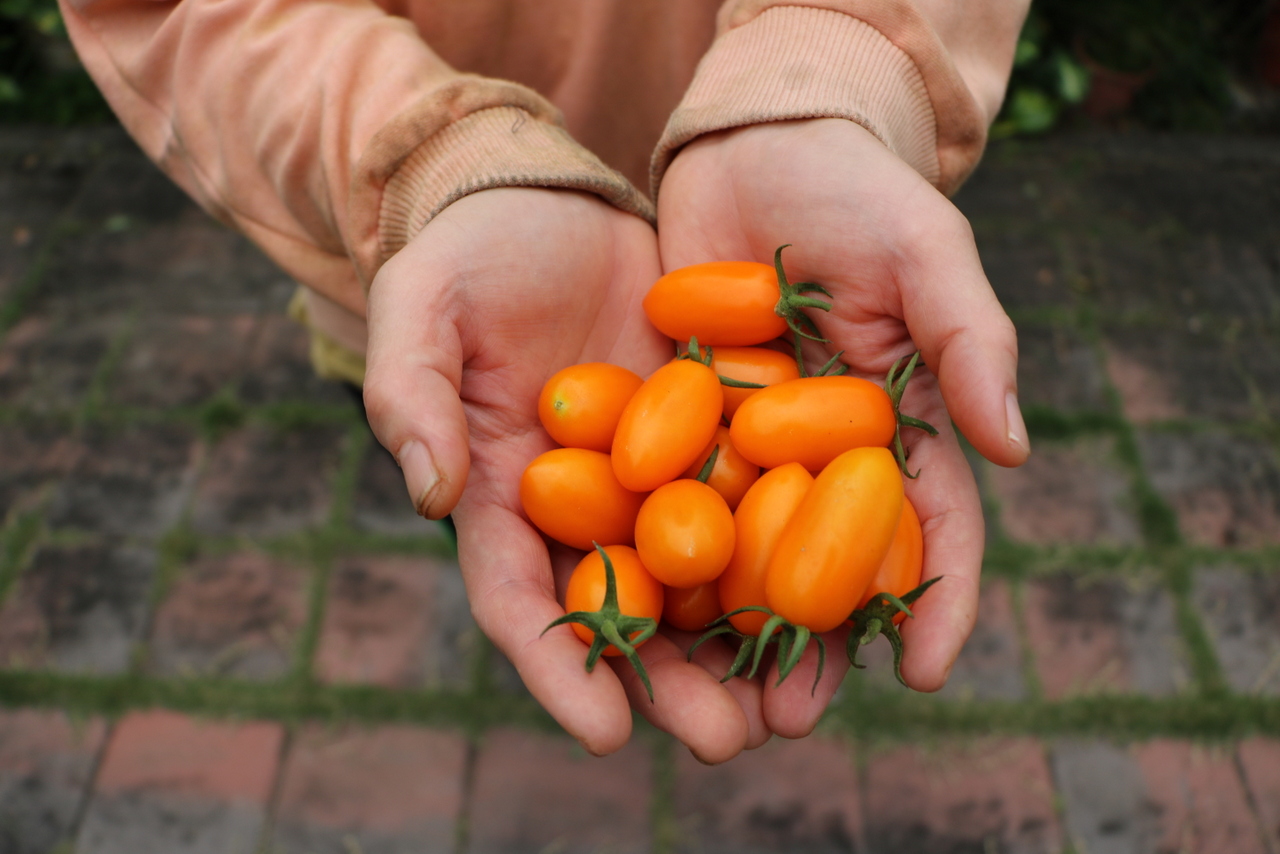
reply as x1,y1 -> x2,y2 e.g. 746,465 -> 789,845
362,187 -> 769,762
657,119 -> 1030,736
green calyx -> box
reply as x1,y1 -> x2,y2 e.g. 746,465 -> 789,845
772,244 -> 833,378
695,445 -> 720,484
689,607 -> 827,696
846,575 -> 942,687
884,351 -> 940,478
677,336 -> 713,367
541,544 -> 659,702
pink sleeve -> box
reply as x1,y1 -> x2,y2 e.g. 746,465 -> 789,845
651,0 -> 1030,199
59,0 -> 651,316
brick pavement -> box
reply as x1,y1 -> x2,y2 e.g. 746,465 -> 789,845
0,127 -> 1278,852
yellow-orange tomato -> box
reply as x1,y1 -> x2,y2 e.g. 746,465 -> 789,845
718,463 -> 813,635
643,262 -> 787,346
538,363 -> 644,452
662,581 -> 723,632
612,359 -> 723,492
519,448 -> 646,550
730,375 -> 896,471
858,496 -> 924,625
634,479 -> 735,588
564,546 -> 663,655
683,425 -> 760,511
711,346 -> 801,419
765,447 -> 904,633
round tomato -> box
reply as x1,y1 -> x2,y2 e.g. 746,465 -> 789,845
564,545 -> 663,655
765,447 -> 903,633
634,479 -> 735,588
683,425 -> 760,511
612,359 -> 723,492
643,262 -> 786,346
857,495 -> 923,624
718,462 -> 813,635
662,581 -> 723,632
520,448 -> 646,550
538,363 -> 644,452
711,346 -> 801,419
730,375 -> 896,471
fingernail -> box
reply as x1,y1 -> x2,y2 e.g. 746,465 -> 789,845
397,440 -> 444,518
1005,391 -> 1030,457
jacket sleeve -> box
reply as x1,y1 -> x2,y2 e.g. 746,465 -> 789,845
59,0 -> 653,316
651,0 -> 1030,200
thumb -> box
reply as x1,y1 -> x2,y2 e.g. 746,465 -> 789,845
362,284 -> 470,520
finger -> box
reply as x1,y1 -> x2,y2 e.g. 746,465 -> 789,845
762,625 -> 851,739
455,501 -> 634,755
363,262 -> 470,520
894,203 -> 1029,469
674,627 -> 772,750
896,423 -> 985,691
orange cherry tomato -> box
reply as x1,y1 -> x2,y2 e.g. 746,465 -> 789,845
564,545 -> 663,655
718,463 -> 813,635
730,375 -> 896,471
612,359 -> 723,492
634,479 -> 735,588
520,448 -> 646,550
683,425 -> 760,511
711,346 -> 800,419
765,447 -> 904,633
538,363 -> 644,452
662,581 -> 723,632
643,262 -> 787,346
858,496 -> 924,625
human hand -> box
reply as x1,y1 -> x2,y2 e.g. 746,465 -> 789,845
657,119 -> 1029,734
362,188 -> 770,761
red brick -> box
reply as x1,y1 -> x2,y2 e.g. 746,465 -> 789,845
314,554 -> 473,689
109,314 -> 259,408
1104,342 -> 1187,423
864,738 -> 1061,854
0,709 -> 107,854
671,735 -> 862,853
0,314 -> 122,414
272,723 -> 467,852
1132,740 -> 1267,853
0,423 -> 84,522
468,728 -> 651,854
1237,738 -> 1280,851
147,552 -> 308,680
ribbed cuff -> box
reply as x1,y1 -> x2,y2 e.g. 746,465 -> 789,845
651,5 -> 939,199
379,106 -> 654,261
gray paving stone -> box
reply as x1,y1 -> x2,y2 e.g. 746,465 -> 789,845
1015,320 -> 1112,414
107,314 -> 260,408
0,422 -> 84,523
236,313 -> 351,406
0,313 -> 125,414
350,440 -> 438,536
1051,739 -> 1160,854
1194,566 -> 1280,695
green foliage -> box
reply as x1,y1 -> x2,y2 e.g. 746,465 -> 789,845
0,0 -> 113,124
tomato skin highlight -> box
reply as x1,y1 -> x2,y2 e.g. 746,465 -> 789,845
858,496 -> 924,625
730,375 -> 897,471
711,346 -> 801,419
634,479 -> 736,589
538,363 -> 644,452
612,359 -> 723,492
643,262 -> 787,346
718,462 -> 813,635
564,546 -> 664,655
683,425 -> 760,511
765,447 -> 904,633
519,448 -> 646,550
662,581 -> 723,632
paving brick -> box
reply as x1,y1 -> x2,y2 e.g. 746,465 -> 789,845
671,734 -> 862,854
0,544 -> 156,674
468,728 -> 651,854
1193,566 -> 1280,695
190,424 -> 344,537
44,422 -> 201,539
351,440 -> 439,536
0,422 -> 84,523
1023,573 -> 1187,699
1139,429 -> 1280,548
78,709 -> 283,854
108,314 -> 260,408
271,723 -> 467,854
1104,328 -> 1259,425
986,437 -> 1141,546
1237,738 -> 1280,852
1015,321 -> 1111,414
314,554 -> 474,689
147,551 -> 309,680
1052,739 -> 1163,854
236,313 -> 351,406
0,708 -> 107,854
0,313 -> 124,414
864,738 -> 1062,854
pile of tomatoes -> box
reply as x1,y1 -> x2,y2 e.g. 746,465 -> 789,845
522,247 -> 938,700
